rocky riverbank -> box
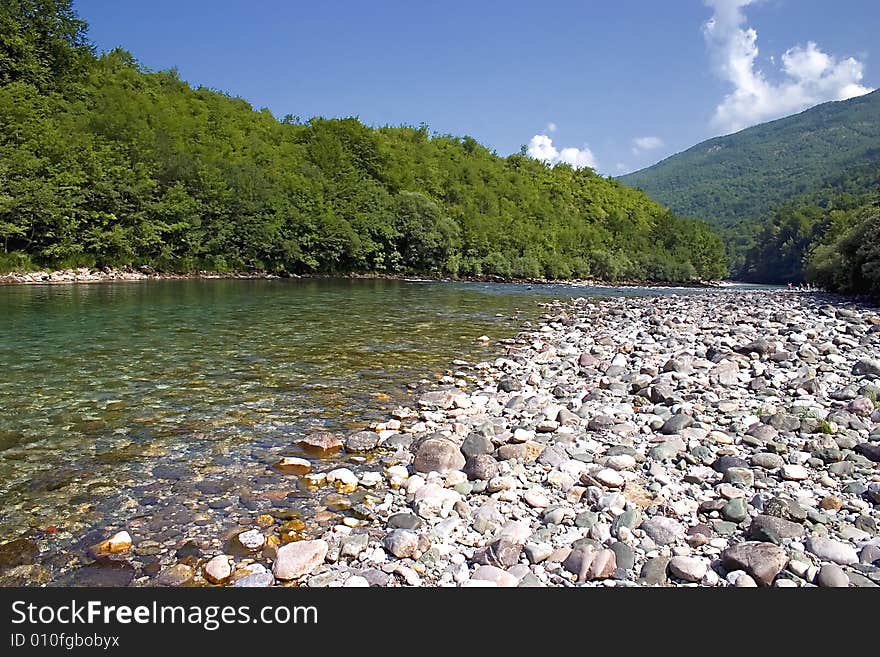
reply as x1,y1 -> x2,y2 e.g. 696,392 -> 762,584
0,266 -> 282,285
6,290 -> 879,587
0,265 -> 718,289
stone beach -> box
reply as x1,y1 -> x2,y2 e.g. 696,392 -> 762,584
3,289 -> 879,587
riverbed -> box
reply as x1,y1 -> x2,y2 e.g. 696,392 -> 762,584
0,278 -> 781,585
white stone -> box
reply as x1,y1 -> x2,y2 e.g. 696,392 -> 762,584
595,468 -> 625,488
273,540 -> 329,580
806,536 -> 858,565
237,529 -> 265,550
669,556 -> 708,582
327,467 -> 359,492
606,454 -> 636,471
471,565 -> 518,587
523,488 -> 551,508
781,464 -> 810,481
204,555 -> 232,584
343,576 -> 370,587
360,471 -> 383,487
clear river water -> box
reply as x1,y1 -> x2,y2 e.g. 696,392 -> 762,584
0,278 -> 768,584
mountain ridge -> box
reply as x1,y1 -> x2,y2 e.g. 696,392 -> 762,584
620,90 -> 880,228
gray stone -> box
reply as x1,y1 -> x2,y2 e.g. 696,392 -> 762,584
497,377 -> 522,393
518,573 -> 546,587
640,557 -> 670,586
610,542 -> 635,571
461,433 -> 494,458
723,467 -> 755,487
860,544 -> 880,565
345,431 -> 380,452
848,572 -> 879,588
536,445 -> 569,467
764,497 -> 807,522
412,437 -> 466,474
340,533 -> 369,559
855,515 -> 877,536
855,443 -> 880,463
649,439 -> 686,461
388,513 -> 422,530
816,564 -> 849,588
736,338 -> 772,356
587,415 -> 616,432
748,515 -> 805,542
767,413 -> 801,432
750,452 -> 785,470
575,511 -> 598,529
722,498 -> 750,523
721,542 -> 789,587
661,413 -> 693,435
612,508 -> 642,535
852,358 -> 880,377
641,517 -> 685,546
463,454 -> 499,481
712,455 -> 749,474
473,536 -> 523,568
557,408 -> 581,426
746,423 -> 778,442
233,570 -> 275,587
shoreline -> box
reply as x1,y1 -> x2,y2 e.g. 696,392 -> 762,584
0,265 -> 724,289
4,288 -> 878,588
304,289 -> 877,588
258,290 -> 880,587
56,288 -> 876,589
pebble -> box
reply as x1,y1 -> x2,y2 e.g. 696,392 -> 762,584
721,542 -> 789,587
816,564 -> 849,587
781,464 -> 810,481
668,556 -> 708,583
236,529 -> 265,551
805,536 -> 858,565
157,563 -> 194,587
272,540 -> 329,580
203,555 -> 232,584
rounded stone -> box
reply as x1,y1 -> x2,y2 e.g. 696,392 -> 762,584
816,564 -> 849,588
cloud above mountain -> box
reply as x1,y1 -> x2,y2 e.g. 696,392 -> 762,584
704,0 -> 872,133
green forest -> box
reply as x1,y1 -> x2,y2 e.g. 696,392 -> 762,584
0,1 -> 727,283
732,190 -> 880,294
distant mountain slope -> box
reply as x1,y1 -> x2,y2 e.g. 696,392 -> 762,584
620,90 -> 880,228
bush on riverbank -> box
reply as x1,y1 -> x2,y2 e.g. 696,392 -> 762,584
0,1 -> 728,283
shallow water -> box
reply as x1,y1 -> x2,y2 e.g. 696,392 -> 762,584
0,277 -> 771,583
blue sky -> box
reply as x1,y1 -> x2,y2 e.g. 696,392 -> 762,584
75,0 -> 878,175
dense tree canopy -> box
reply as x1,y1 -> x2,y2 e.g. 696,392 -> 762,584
0,1 -> 727,282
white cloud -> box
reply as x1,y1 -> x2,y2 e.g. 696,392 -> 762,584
615,163 -> 628,173
526,134 -> 597,170
704,0 -> 873,133
631,136 -> 664,155
547,122 -> 558,133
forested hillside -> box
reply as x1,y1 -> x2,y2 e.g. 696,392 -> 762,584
620,91 -> 880,229
0,1 -> 727,282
